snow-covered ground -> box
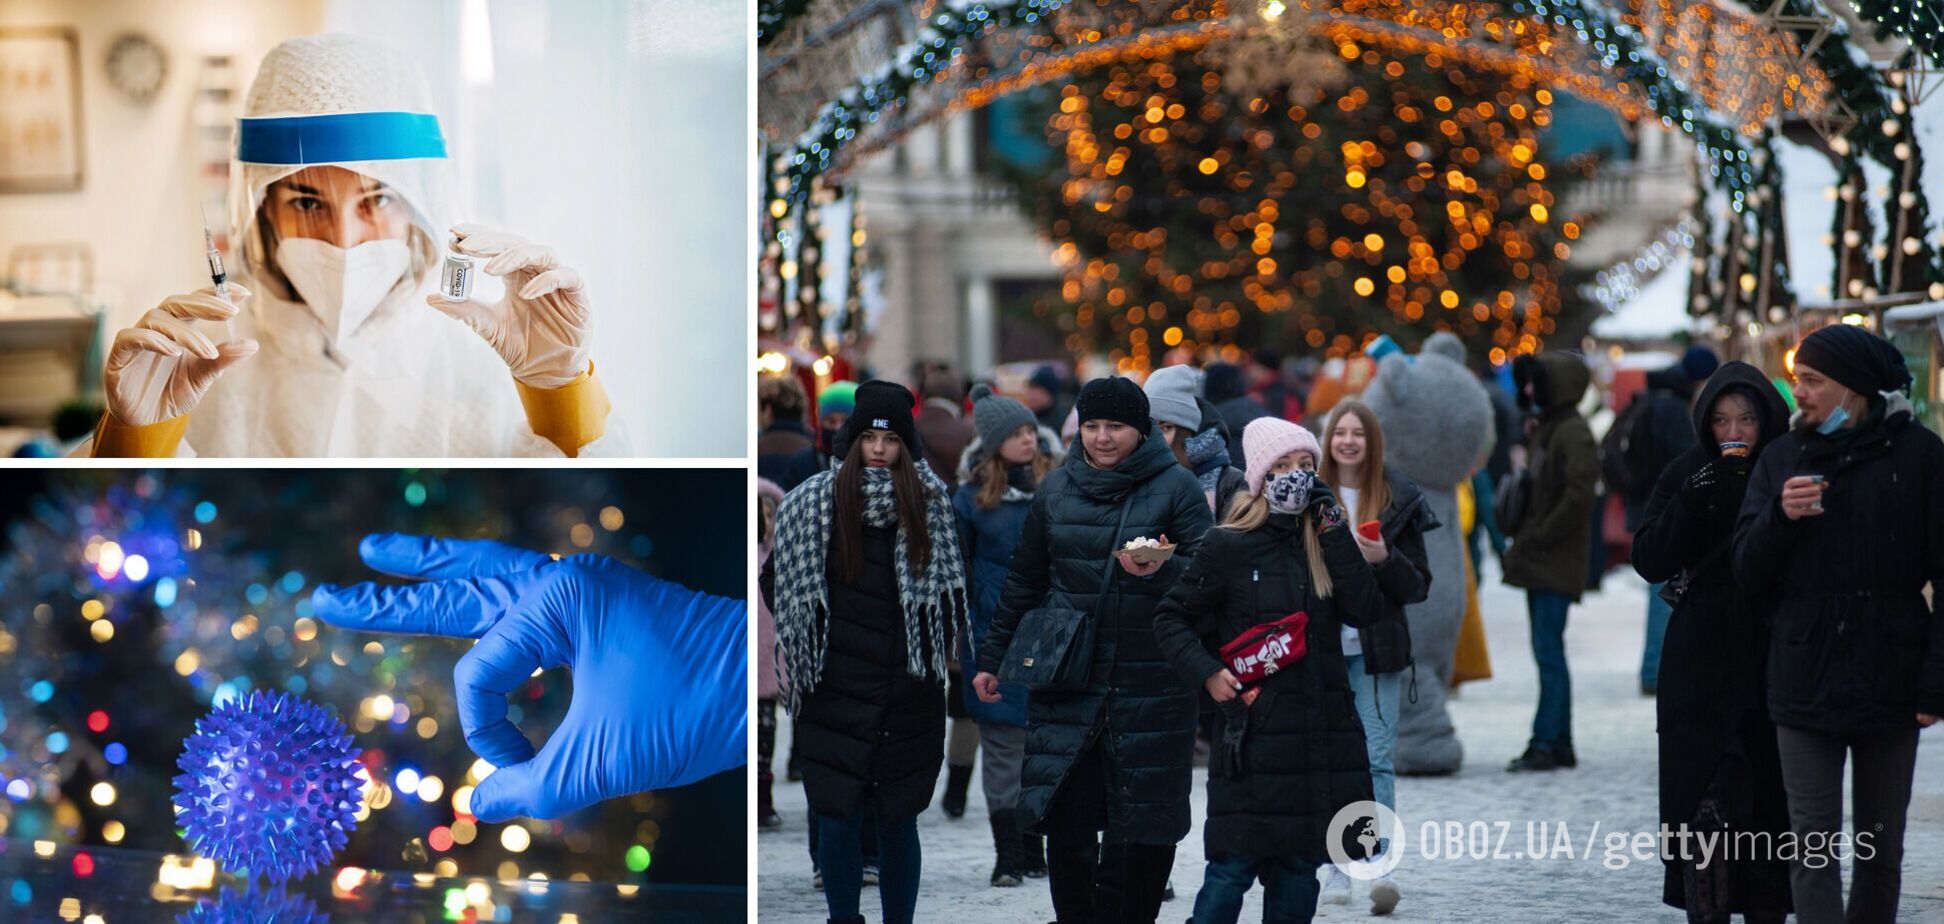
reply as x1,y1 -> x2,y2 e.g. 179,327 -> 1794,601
759,560 -> 1944,922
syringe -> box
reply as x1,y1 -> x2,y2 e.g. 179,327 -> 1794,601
200,206 -> 235,341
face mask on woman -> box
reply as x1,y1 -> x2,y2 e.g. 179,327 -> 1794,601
275,237 -> 413,346
1263,469 -> 1317,515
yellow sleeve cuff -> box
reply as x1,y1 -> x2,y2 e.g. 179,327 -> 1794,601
91,412 -> 188,458
516,363 -> 610,457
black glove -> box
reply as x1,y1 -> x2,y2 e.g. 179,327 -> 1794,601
1306,481 -> 1350,531
1214,699 -> 1248,778
1681,456 -> 1749,506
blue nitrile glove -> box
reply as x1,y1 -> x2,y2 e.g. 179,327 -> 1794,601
311,533 -> 747,823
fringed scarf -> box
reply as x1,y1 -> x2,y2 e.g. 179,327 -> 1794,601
771,460 -> 966,714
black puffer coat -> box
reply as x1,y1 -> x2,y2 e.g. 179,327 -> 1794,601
974,430 -> 1215,845
1349,466 -> 1436,677
1153,510 -> 1386,859
794,523 -> 947,820
1733,391 -> 1944,732
1632,362 -> 1793,914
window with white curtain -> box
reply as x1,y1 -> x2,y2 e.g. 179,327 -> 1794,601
320,0 -> 748,456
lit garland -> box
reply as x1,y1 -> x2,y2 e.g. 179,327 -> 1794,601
1848,0 -> 1944,64
758,0 -> 818,47
777,0 -> 1073,210
1584,219 -> 1698,315
768,0 -> 1806,217
1504,0 -> 1754,206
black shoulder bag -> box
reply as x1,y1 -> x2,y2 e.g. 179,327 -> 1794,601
998,496 -> 1135,693
1494,444 -> 1543,536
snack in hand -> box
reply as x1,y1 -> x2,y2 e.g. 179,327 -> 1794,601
1118,535 -> 1176,566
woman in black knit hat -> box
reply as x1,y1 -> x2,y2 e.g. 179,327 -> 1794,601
972,376 -> 1215,924
1733,324 -> 1944,923
772,379 -> 968,924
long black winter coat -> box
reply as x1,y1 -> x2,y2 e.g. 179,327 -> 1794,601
794,523 -> 947,821
1152,511 -> 1386,859
1733,392 -> 1944,732
1631,362 -> 1793,914
1348,465 -> 1436,677
974,430 -> 1215,845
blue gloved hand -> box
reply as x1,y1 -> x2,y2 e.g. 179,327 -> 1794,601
312,533 -> 747,823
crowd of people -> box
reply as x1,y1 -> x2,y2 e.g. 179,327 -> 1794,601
754,322 -> 1942,924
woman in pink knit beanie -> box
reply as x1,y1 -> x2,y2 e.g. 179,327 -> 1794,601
1153,414 -> 1391,923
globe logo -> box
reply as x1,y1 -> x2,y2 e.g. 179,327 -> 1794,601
1326,800 -> 1405,880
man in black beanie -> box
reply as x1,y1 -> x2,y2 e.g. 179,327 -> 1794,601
1733,323 -> 1944,923
1791,323 -> 1914,406
838,380 -> 925,462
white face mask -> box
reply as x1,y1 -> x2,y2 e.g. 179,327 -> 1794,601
274,237 -> 413,346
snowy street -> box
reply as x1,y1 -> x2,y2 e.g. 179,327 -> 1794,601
759,559 -> 1944,922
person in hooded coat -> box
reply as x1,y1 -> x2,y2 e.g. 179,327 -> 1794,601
1631,362 -> 1793,923
972,376 -> 1215,924
1502,351 -> 1599,772
1733,325 -> 1944,924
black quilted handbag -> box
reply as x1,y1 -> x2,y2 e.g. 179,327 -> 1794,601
999,496 -> 1133,693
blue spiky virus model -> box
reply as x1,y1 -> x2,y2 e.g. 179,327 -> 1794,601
172,690 -> 365,882
175,884 -> 324,924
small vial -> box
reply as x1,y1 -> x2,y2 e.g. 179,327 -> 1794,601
440,237 -> 476,300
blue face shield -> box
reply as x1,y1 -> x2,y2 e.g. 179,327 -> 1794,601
236,111 -> 447,166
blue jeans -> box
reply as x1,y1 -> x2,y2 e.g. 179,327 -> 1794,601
1640,584 -> 1671,689
1344,654 -> 1402,815
1191,855 -> 1325,924
1525,590 -> 1573,753
817,808 -> 920,924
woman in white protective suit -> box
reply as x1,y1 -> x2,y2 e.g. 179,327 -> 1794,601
88,34 -> 622,458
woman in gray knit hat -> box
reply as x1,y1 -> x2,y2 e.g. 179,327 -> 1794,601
952,384 -> 1061,887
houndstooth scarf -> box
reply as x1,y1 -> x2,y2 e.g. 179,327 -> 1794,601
772,461 -> 966,714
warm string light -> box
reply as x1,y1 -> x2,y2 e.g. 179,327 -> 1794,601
764,0 -> 1856,224
0,475 -> 669,886
1028,37 -> 1584,368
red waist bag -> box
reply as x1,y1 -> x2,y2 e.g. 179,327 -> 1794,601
1219,611 -> 1309,690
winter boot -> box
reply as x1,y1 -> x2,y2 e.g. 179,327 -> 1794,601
1505,745 -> 1559,772
989,812 -> 1023,887
827,917 -> 865,924
1018,808 -> 1049,878
942,763 -> 972,819
757,771 -> 782,829
1022,835 -> 1048,878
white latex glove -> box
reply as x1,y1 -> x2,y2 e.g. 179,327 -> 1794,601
428,223 -> 592,388
104,285 -> 259,426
